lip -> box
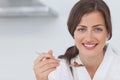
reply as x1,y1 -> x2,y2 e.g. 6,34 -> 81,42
82,43 -> 98,50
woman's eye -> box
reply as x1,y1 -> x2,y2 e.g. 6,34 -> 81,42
77,28 -> 86,32
94,28 -> 103,32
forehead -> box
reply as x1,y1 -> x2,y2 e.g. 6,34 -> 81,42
79,11 -> 105,26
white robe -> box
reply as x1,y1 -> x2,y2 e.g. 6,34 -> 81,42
48,44 -> 120,80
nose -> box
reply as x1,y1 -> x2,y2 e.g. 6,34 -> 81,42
84,31 -> 93,42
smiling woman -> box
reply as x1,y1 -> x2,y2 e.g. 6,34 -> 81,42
33,0 -> 120,80
74,11 -> 108,58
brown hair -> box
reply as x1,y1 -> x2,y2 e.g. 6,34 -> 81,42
58,0 -> 112,66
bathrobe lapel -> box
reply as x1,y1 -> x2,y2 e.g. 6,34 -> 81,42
72,44 -> 114,80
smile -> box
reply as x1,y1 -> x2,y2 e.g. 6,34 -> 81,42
82,43 -> 98,50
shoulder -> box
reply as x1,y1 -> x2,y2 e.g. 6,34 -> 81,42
108,43 -> 120,66
107,54 -> 120,78
110,44 -> 120,61
106,43 -> 120,56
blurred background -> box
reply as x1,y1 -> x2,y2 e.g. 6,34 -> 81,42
0,0 -> 120,80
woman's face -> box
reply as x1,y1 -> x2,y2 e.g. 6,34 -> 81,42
74,11 -> 109,58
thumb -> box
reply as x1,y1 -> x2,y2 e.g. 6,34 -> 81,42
48,50 -> 53,56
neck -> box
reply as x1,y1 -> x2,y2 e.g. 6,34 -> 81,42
80,52 -> 104,67
79,51 -> 104,79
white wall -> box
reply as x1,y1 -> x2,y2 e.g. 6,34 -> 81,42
0,0 -> 120,80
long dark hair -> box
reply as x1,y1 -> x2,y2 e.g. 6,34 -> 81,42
58,0 -> 112,66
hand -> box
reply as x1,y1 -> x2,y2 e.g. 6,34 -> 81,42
33,50 -> 59,80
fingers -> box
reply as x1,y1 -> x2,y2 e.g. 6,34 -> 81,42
34,59 -> 59,79
37,58 -> 59,72
33,50 -> 59,80
39,58 -> 59,68
34,50 -> 54,65
48,50 -> 53,55
35,68 -> 56,80
42,68 -> 56,78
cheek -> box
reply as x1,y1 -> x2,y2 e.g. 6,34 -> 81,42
74,36 -> 83,48
74,37 -> 80,45
74,34 -> 82,43
97,34 -> 107,43
74,31 -> 84,41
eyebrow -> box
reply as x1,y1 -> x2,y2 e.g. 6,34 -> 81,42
78,24 -> 105,28
77,25 -> 87,28
92,24 -> 105,28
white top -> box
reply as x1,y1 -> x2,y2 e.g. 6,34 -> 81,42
48,44 -> 120,80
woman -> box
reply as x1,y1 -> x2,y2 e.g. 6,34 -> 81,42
33,0 -> 120,80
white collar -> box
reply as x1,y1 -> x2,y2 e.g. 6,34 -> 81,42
71,44 -> 115,80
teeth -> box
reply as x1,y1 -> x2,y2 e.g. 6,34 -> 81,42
84,44 -> 96,48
